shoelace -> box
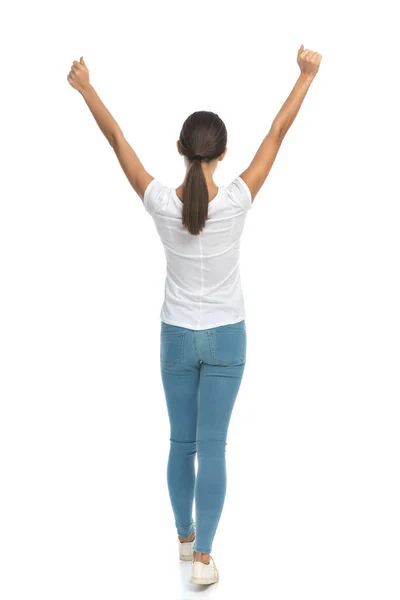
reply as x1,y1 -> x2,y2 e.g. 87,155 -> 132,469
207,555 -> 219,578
193,555 -> 219,580
192,547 -> 219,578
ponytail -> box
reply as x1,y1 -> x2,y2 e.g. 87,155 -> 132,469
178,111 -> 227,235
181,159 -> 209,236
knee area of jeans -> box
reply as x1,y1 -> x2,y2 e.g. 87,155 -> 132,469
170,439 -> 197,452
196,439 -> 227,457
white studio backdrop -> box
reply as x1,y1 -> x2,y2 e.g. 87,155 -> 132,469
1,0 -> 399,599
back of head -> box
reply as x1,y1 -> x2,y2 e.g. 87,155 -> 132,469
178,111 -> 227,236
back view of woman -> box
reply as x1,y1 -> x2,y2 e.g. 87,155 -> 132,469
67,44 -> 322,586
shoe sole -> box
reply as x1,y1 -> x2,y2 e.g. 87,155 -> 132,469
180,554 -> 194,561
190,575 -> 219,585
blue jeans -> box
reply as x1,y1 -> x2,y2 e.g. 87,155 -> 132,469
160,319 -> 247,554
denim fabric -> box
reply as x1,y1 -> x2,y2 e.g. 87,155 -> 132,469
160,319 -> 247,554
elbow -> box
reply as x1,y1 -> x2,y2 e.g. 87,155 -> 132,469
109,129 -> 124,149
272,123 -> 286,142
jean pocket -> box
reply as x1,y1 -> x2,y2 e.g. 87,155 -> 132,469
160,330 -> 185,368
208,329 -> 246,366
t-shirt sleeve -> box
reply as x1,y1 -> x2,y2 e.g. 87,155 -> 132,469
226,176 -> 253,212
143,178 -> 165,215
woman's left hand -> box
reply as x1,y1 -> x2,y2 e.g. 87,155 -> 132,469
67,56 -> 90,93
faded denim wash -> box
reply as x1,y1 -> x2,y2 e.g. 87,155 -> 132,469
160,319 -> 247,554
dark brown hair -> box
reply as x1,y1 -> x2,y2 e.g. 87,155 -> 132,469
178,111 -> 227,235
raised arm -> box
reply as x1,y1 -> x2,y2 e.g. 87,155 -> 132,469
240,45 -> 322,202
67,57 -> 153,201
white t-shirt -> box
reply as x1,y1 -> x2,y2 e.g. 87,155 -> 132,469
143,176 -> 252,330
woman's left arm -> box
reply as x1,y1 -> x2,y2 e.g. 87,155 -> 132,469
67,56 -> 153,201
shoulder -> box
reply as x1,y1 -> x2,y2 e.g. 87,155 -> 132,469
225,176 -> 253,212
143,178 -> 167,215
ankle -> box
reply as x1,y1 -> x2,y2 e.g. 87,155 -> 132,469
193,551 -> 210,565
178,531 -> 195,543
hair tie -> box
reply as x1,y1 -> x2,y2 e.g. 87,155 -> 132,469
192,155 -> 203,162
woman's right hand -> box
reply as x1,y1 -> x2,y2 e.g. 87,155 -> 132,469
297,45 -> 322,79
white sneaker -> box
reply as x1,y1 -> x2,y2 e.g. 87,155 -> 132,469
190,555 -> 219,585
178,521 -> 196,561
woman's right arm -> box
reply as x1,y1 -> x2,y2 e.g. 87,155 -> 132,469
240,45 -> 322,202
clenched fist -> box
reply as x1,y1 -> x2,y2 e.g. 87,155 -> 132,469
67,56 -> 90,93
297,45 -> 322,79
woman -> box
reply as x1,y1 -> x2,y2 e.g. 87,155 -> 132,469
67,44 -> 322,585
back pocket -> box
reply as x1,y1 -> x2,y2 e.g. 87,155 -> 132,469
208,328 -> 246,366
160,329 -> 185,368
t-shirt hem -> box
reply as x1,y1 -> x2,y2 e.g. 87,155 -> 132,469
160,315 -> 245,330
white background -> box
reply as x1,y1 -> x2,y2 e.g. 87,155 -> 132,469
1,0 -> 399,598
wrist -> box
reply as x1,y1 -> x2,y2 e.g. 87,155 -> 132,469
80,83 -> 94,97
299,72 -> 315,83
